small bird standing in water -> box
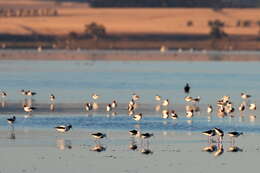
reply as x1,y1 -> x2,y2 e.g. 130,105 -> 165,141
184,83 -> 190,94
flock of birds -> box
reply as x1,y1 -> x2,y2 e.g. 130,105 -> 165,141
0,83 -> 257,155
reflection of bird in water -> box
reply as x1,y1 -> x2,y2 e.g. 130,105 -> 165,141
90,144 -> 106,152
227,146 -> 243,152
129,143 -> 138,151
7,116 -> 16,125
162,99 -> 169,106
140,148 -> 153,155
202,144 -> 217,153
213,144 -> 224,157
1,100 -> 6,108
184,83 -> 190,94
8,126 -> 16,140
56,139 -> 72,150
55,124 -> 72,133
162,110 -> 169,119
50,103 -> 55,111
186,110 -> 194,118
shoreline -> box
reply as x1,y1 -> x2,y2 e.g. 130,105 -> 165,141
1,49 -> 260,61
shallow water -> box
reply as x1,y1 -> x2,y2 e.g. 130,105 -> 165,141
0,60 -> 259,133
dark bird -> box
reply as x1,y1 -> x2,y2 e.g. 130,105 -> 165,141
202,129 -> 216,143
129,129 -> 139,137
91,132 -> 107,139
184,83 -> 190,94
7,116 -> 16,124
213,127 -> 224,143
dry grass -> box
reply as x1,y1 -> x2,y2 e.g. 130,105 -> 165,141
0,1 -> 260,36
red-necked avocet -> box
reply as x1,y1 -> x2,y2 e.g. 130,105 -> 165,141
207,105 -> 213,114
162,99 -> 169,106
91,132 -> 107,140
249,103 -> 256,110
184,83 -> 190,94
92,93 -> 100,100
50,94 -> 55,101
23,104 -> 36,113
241,93 -> 251,99
202,129 -> 216,143
162,110 -> 169,119
111,100 -> 117,108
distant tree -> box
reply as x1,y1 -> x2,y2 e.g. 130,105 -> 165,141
208,20 -> 227,39
84,22 -> 106,40
187,20 -> 193,27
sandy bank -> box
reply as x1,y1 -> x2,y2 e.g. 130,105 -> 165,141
1,49 -> 260,61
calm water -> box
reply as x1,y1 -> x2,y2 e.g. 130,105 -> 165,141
0,60 -> 259,133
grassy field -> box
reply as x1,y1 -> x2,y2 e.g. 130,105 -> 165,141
0,0 -> 260,36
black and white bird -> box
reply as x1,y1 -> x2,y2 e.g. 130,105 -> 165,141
133,113 -> 142,121
91,132 -> 107,140
50,94 -> 55,101
129,129 -> 139,137
85,102 -> 93,111
207,105 -> 213,114
241,93 -> 251,99
227,131 -> 243,144
7,116 -> 16,124
1,91 -> 7,98
238,103 -> 246,112
184,83 -> 190,94
249,103 -> 256,110
213,127 -> 224,143
26,90 -> 37,96
111,100 -> 117,109
23,104 -> 36,113
55,124 -> 72,133
202,129 -> 216,143
106,104 -> 112,112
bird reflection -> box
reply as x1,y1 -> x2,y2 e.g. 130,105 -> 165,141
8,126 -> 16,140
90,144 -> 106,152
129,142 -> 138,151
1,100 -> 6,108
56,139 -> 72,150
50,103 -> 55,112
202,144 -> 217,153
227,146 -> 243,152
140,148 -> 153,155
213,144 -> 224,157
154,104 -> 161,112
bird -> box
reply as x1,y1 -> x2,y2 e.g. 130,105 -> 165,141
162,99 -> 169,106
249,103 -> 256,110
129,144 -> 138,151
111,100 -> 117,108
184,96 -> 193,102
184,83 -> 190,94
207,105 -> 213,113
227,131 -> 243,144
202,129 -> 216,143
186,110 -> 194,118
133,113 -> 142,121
170,110 -> 178,119
129,129 -> 139,137
241,93 -> 251,99
138,132 -> 154,139
1,91 -> 7,98
92,93 -> 100,100
26,90 -> 37,96
106,104 -> 112,112
91,132 -> 107,140
23,104 -> 36,113
50,94 -> 55,101
162,110 -> 169,119
213,127 -> 224,143
55,124 -> 72,133
85,102 -> 93,111
132,93 -> 140,101
7,116 -> 16,124
20,89 -> 27,96
238,103 -> 245,112
192,96 -> 200,104
155,95 -> 161,101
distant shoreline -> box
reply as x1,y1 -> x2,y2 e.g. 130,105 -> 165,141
1,49 -> 260,61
